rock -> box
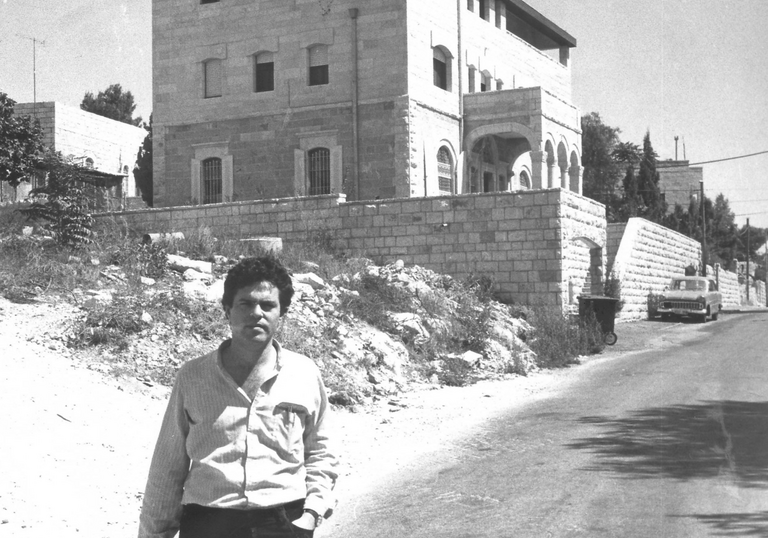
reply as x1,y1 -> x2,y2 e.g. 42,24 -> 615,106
140,311 -> 153,324
82,291 -> 113,309
460,350 -> 483,367
140,276 -> 156,286
293,272 -> 325,290
167,254 -> 212,274
394,259 -> 405,270
183,268 -> 213,282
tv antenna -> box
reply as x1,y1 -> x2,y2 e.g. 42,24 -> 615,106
16,34 -> 46,117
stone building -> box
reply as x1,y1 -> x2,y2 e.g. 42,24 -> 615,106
1,102 -> 147,209
657,159 -> 702,212
152,0 -> 582,207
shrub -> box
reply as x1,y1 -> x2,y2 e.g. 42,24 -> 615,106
528,306 -> 605,368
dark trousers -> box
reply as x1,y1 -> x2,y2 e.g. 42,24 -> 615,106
179,499 -> 314,538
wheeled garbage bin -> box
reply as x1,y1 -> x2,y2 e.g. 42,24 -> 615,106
578,295 -> 619,345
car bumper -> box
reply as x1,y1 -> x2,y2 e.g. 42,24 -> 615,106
657,307 -> 707,316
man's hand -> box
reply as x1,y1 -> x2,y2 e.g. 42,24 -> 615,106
291,511 -> 317,531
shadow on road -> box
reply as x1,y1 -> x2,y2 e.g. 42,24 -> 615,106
672,511 -> 768,536
566,400 -> 768,488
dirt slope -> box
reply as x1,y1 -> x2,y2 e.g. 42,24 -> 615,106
0,297 -> 662,537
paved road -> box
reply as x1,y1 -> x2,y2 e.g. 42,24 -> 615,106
331,313 -> 768,537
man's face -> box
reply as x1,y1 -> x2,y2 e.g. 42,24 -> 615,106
225,281 -> 282,347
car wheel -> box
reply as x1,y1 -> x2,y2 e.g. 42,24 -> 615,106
661,313 -> 671,321
604,332 -> 618,346
712,307 -> 720,321
699,311 -> 708,323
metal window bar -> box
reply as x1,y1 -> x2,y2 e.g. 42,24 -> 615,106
202,158 -> 222,204
437,147 -> 452,193
308,149 -> 330,195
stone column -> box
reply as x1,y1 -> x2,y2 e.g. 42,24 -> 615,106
569,165 -> 584,194
530,150 -> 547,190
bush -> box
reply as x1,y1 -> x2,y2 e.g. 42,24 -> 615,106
528,306 -> 605,368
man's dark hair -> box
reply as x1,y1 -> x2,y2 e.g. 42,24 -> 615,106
222,256 -> 294,315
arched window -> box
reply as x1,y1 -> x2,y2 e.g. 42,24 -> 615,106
85,157 -> 94,169
481,71 -> 492,92
519,170 -> 531,190
308,45 -> 329,86
254,52 -> 274,92
437,146 -> 453,195
308,148 -> 331,195
202,157 -> 222,204
123,165 -> 129,175
204,59 -> 222,98
433,47 -> 450,91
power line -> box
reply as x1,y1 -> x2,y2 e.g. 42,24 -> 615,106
662,149 -> 768,167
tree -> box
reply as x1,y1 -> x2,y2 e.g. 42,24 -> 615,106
0,93 -> 44,187
636,131 -> 667,223
133,114 -> 153,206
19,152 -> 94,246
80,84 -> 142,126
581,112 -> 622,207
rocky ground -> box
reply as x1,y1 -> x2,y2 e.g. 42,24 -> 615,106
0,294 -> 663,538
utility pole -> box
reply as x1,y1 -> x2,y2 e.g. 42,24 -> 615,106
746,218 -> 751,303
700,179 -> 707,276
16,34 -> 46,117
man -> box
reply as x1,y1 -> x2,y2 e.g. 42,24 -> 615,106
139,256 -> 337,538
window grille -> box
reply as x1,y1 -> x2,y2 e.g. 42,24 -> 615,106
254,52 -> 274,92
519,171 -> 531,190
437,147 -> 453,194
204,59 -> 222,98
309,45 -> 329,86
202,157 -> 222,204
308,148 -> 330,195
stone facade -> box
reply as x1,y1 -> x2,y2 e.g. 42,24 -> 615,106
152,0 -> 581,207
2,102 -> 147,208
657,160 -> 702,212
104,188 -> 606,306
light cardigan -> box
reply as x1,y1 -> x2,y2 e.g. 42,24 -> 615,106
138,340 -> 337,538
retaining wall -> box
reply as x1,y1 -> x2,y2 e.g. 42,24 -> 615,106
607,218 -> 701,321
100,188 -> 606,306
715,264 -> 740,308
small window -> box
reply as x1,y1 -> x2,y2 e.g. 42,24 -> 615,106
85,157 -> 94,169
200,0 -> 219,3
478,0 -> 488,20
433,48 -> 449,91
254,52 -> 274,93
202,157 -> 222,204
494,0 -> 502,27
437,147 -> 453,195
308,148 -> 331,195
308,45 -> 329,86
496,80 -> 503,91
467,0 -> 474,12
468,67 -> 476,93
481,72 -> 491,92
519,170 -> 531,190
204,59 -> 222,98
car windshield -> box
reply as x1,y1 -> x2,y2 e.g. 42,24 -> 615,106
671,279 -> 706,291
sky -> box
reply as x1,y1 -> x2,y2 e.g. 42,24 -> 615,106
1,0 -> 767,227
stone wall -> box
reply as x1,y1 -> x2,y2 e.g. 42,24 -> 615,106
103,188 -> 606,306
608,218 -> 701,321
714,264 -> 740,308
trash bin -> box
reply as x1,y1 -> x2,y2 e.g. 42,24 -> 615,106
578,295 -> 619,345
